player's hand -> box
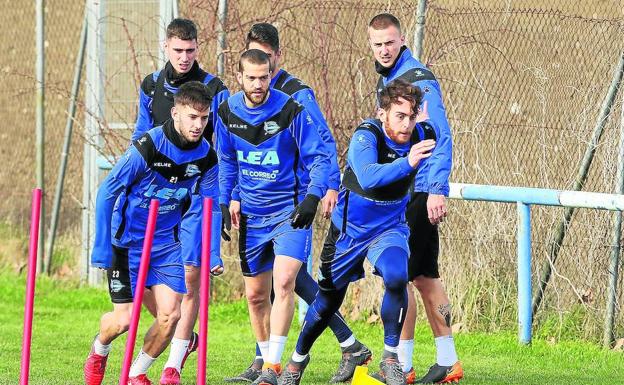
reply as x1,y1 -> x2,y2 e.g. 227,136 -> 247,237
220,204 -> 232,241
211,265 -> 225,276
210,254 -> 225,276
416,100 -> 429,123
427,194 -> 447,225
229,200 -> 241,230
408,139 -> 435,168
321,189 -> 338,218
290,194 -> 321,229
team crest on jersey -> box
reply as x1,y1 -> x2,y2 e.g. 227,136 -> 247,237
184,164 -> 200,177
264,121 -> 281,135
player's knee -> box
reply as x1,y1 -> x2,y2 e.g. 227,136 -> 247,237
157,308 -> 181,330
115,311 -> 132,334
382,268 -> 408,292
246,289 -> 268,309
294,269 -> 319,303
412,276 -> 435,295
377,247 -> 408,291
184,284 -> 198,301
273,275 -> 296,298
314,292 -> 342,318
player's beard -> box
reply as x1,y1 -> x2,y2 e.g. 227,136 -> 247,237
383,116 -> 411,144
177,120 -> 203,144
243,88 -> 269,107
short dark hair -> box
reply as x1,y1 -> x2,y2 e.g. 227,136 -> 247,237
378,79 -> 422,114
246,23 -> 280,51
369,13 -> 401,33
174,81 -> 210,111
166,18 -> 197,41
238,49 -> 272,73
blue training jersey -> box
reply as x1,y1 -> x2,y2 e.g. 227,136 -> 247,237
271,69 -> 341,190
332,119 -> 423,240
216,90 -> 331,218
133,61 -> 229,142
91,122 -> 219,269
376,47 -> 452,196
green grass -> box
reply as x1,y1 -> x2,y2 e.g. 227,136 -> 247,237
0,271 -> 622,385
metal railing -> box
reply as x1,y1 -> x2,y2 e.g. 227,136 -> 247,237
449,182 -> 624,344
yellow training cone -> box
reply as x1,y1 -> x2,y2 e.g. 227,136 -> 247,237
352,365 -> 385,385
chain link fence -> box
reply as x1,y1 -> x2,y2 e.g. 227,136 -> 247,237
1,1 -> 86,271
2,0 -> 623,343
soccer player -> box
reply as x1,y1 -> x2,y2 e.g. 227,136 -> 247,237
133,18 -> 229,385
224,23 -> 370,384
83,82 -> 223,385
369,13 -> 462,384
216,49 -> 332,385
134,18 -> 228,142
279,79 -> 435,385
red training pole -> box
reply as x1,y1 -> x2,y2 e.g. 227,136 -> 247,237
20,189 -> 42,385
119,199 -> 159,385
197,198 -> 213,385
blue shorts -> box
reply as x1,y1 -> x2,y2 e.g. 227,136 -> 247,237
179,196 -> 222,267
317,222 -> 410,291
126,242 -> 186,295
239,213 -> 312,277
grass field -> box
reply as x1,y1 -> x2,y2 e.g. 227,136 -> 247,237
0,271 -> 622,385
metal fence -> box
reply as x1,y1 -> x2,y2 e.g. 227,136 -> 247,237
1,0 -> 623,344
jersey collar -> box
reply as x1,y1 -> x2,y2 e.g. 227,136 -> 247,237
163,119 -> 202,150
